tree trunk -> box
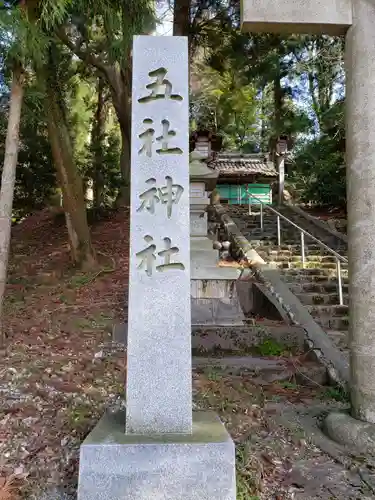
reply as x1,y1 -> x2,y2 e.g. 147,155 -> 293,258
56,32 -> 134,205
44,62 -> 96,269
273,58 -> 284,204
92,77 -> 106,209
109,68 -> 131,207
260,87 -> 267,152
273,70 -> 283,138
0,63 -> 25,343
117,126 -> 131,206
173,0 -> 190,35
64,208 -> 80,263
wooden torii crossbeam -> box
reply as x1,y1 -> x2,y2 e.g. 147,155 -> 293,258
241,0 -> 375,442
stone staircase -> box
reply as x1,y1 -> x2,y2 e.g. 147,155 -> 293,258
228,204 -> 349,358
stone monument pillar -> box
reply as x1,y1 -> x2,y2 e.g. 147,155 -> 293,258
77,35 -> 236,499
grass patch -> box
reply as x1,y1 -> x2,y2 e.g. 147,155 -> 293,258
204,367 -> 223,382
73,313 -> 113,331
7,275 -> 32,286
5,291 -> 26,305
236,444 -> 261,499
68,258 -> 115,289
66,402 -> 99,438
321,386 -> 349,403
68,273 -> 95,288
255,338 -> 288,357
278,381 -> 299,390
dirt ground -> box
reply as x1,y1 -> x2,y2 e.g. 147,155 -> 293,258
0,208 -> 372,499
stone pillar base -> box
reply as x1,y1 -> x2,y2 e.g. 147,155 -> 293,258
323,410 -> 375,454
77,410 -> 236,500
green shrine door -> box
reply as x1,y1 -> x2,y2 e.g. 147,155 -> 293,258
217,183 -> 272,205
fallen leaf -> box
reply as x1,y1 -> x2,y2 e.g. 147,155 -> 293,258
0,475 -> 21,500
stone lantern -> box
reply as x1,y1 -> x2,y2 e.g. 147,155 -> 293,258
189,151 -> 244,326
275,135 -> 288,205
189,150 -> 219,239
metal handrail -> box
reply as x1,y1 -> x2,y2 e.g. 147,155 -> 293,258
245,192 -> 347,263
245,191 -> 347,305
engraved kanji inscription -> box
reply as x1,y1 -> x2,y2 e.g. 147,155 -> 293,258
157,237 -> 185,272
136,235 -> 185,276
138,119 -> 183,157
138,68 -> 183,104
159,176 -> 184,218
156,120 -> 183,155
137,176 -> 184,218
138,119 -> 154,158
136,235 -> 156,277
137,178 -> 159,214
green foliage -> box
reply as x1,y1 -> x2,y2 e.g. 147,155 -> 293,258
191,63 -> 259,151
0,0 -> 72,68
236,443 -> 260,499
86,126 -> 122,204
191,23 -> 315,154
68,78 -> 96,159
279,381 -> 299,390
321,386 -> 349,403
39,0 -> 72,30
190,7 -> 345,208
256,338 -> 286,357
286,40 -> 346,208
292,35 -> 345,130
65,0 -> 156,65
290,134 -> 346,208
0,0 -> 348,221
0,83 -> 56,218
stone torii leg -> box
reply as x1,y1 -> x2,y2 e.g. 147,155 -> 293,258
242,0 -> 375,449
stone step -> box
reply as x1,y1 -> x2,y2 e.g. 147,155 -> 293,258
307,304 -> 348,316
295,292 -> 349,306
231,211 -> 347,257
236,235 -> 346,260
281,269 -> 345,280
243,220 -> 275,224
192,356 -> 327,385
326,329 -> 348,351
247,240 -> 277,247
111,323 -> 307,353
256,247 -> 347,259
243,224 -> 275,229
306,304 -> 349,331
262,255 -> 345,264
314,315 -> 349,331
251,234 -> 303,241
249,227 -> 298,234
255,240 -> 333,247
288,281 -> 349,294
275,263 -> 347,274
278,243 -> 345,252
283,273 -> 348,284
258,249 -> 346,258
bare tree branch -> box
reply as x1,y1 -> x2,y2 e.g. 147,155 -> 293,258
56,27 -> 113,82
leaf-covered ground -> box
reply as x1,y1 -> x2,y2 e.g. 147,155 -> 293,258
1,209 -> 128,498
0,208 -> 372,499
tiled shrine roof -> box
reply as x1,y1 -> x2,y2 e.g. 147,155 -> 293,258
208,152 -> 277,177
